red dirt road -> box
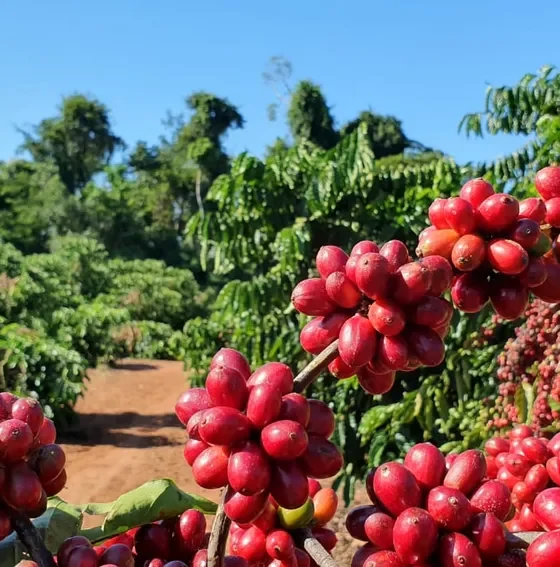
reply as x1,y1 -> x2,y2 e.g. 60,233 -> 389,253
58,360 -> 220,510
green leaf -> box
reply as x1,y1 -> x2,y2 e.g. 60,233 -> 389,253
100,479 -> 217,538
38,497 -> 84,552
0,498 -> 83,566
514,385 -> 528,424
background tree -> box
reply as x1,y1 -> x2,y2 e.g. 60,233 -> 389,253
18,94 -> 125,194
0,160 -> 66,253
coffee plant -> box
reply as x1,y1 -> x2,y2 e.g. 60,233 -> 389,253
0,235 -> 199,423
1,165 -> 560,566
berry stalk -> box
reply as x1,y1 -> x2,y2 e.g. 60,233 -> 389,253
3,505 -> 56,567
206,341 -> 341,567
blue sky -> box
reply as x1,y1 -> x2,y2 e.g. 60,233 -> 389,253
1,1 -> 558,166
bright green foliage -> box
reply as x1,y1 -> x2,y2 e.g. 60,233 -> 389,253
459,65 -> 560,187
0,160 -> 67,253
0,235 -> 199,422
0,322 -> 87,422
19,95 -> 125,194
340,111 -> 411,158
288,81 -> 339,149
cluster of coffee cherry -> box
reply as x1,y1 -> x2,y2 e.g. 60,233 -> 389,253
417,169 -> 560,319
0,393 -> 65,541
291,240 -> 453,395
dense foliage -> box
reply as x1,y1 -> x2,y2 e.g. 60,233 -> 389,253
0,235 -> 199,423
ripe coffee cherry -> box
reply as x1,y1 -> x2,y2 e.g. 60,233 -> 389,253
351,240 -> 379,256
487,239 -> 529,275
469,513 -> 506,559
134,525 -> 171,560
175,388 -> 213,427
184,439 -> 208,466
192,446 -> 229,489
405,326 -> 445,367
416,229 -> 460,260
508,218 -> 541,250
325,272 -> 361,308
476,193 -> 520,233
392,262 -> 433,305
307,400 -> 335,438
266,530 -> 295,561
291,278 -> 336,316
535,165 -> 560,200
526,530 -> 560,567
489,275 -> 529,320
364,512 -> 394,550
373,462 -> 422,517
444,449 -> 487,495
175,509 -> 207,554
228,442 -> 271,495
393,507 -> 438,565
211,348 -> 252,379
444,197 -> 477,235
378,335 -> 409,370
409,296 -> 452,329
205,366 -> 248,410
428,198 -> 449,228
278,393 -> 310,427
223,488 -> 269,524
451,234 -> 486,271
299,436 -> 343,479
460,178 -> 495,208
0,419 -> 33,462
261,420 -> 309,460
237,526 -> 267,562
533,487 -> 560,531
438,532 -> 482,567
470,480 -> 512,520
328,356 -> 357,379
247,362 -> 293,396
246,384 -> 282,428
368,300 -> 406,337
316,245 -> 348,278
338,315 -> 377,369
403,442 -> 446,491
519,197 -> 547,223
427,485 -> 472,531
546,197 -> 560,227
198,407 -> 251,447
4,461 -> 43,511
418,255 -> 453,296
300,313 -> 348,355
357,366 -> 396,395
270,461 -> 309,510
379,240 -> 409,273
451,272 -> 489,313
11,398 -> 44,437
519,257 -> 548,288
355,253 -> 390,299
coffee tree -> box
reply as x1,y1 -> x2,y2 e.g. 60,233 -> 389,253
2,166 -> 560,567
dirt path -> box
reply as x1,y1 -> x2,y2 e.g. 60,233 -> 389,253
58,360 -> 220,511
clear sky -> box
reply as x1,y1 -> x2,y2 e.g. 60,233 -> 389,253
1,1 -> 559,166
